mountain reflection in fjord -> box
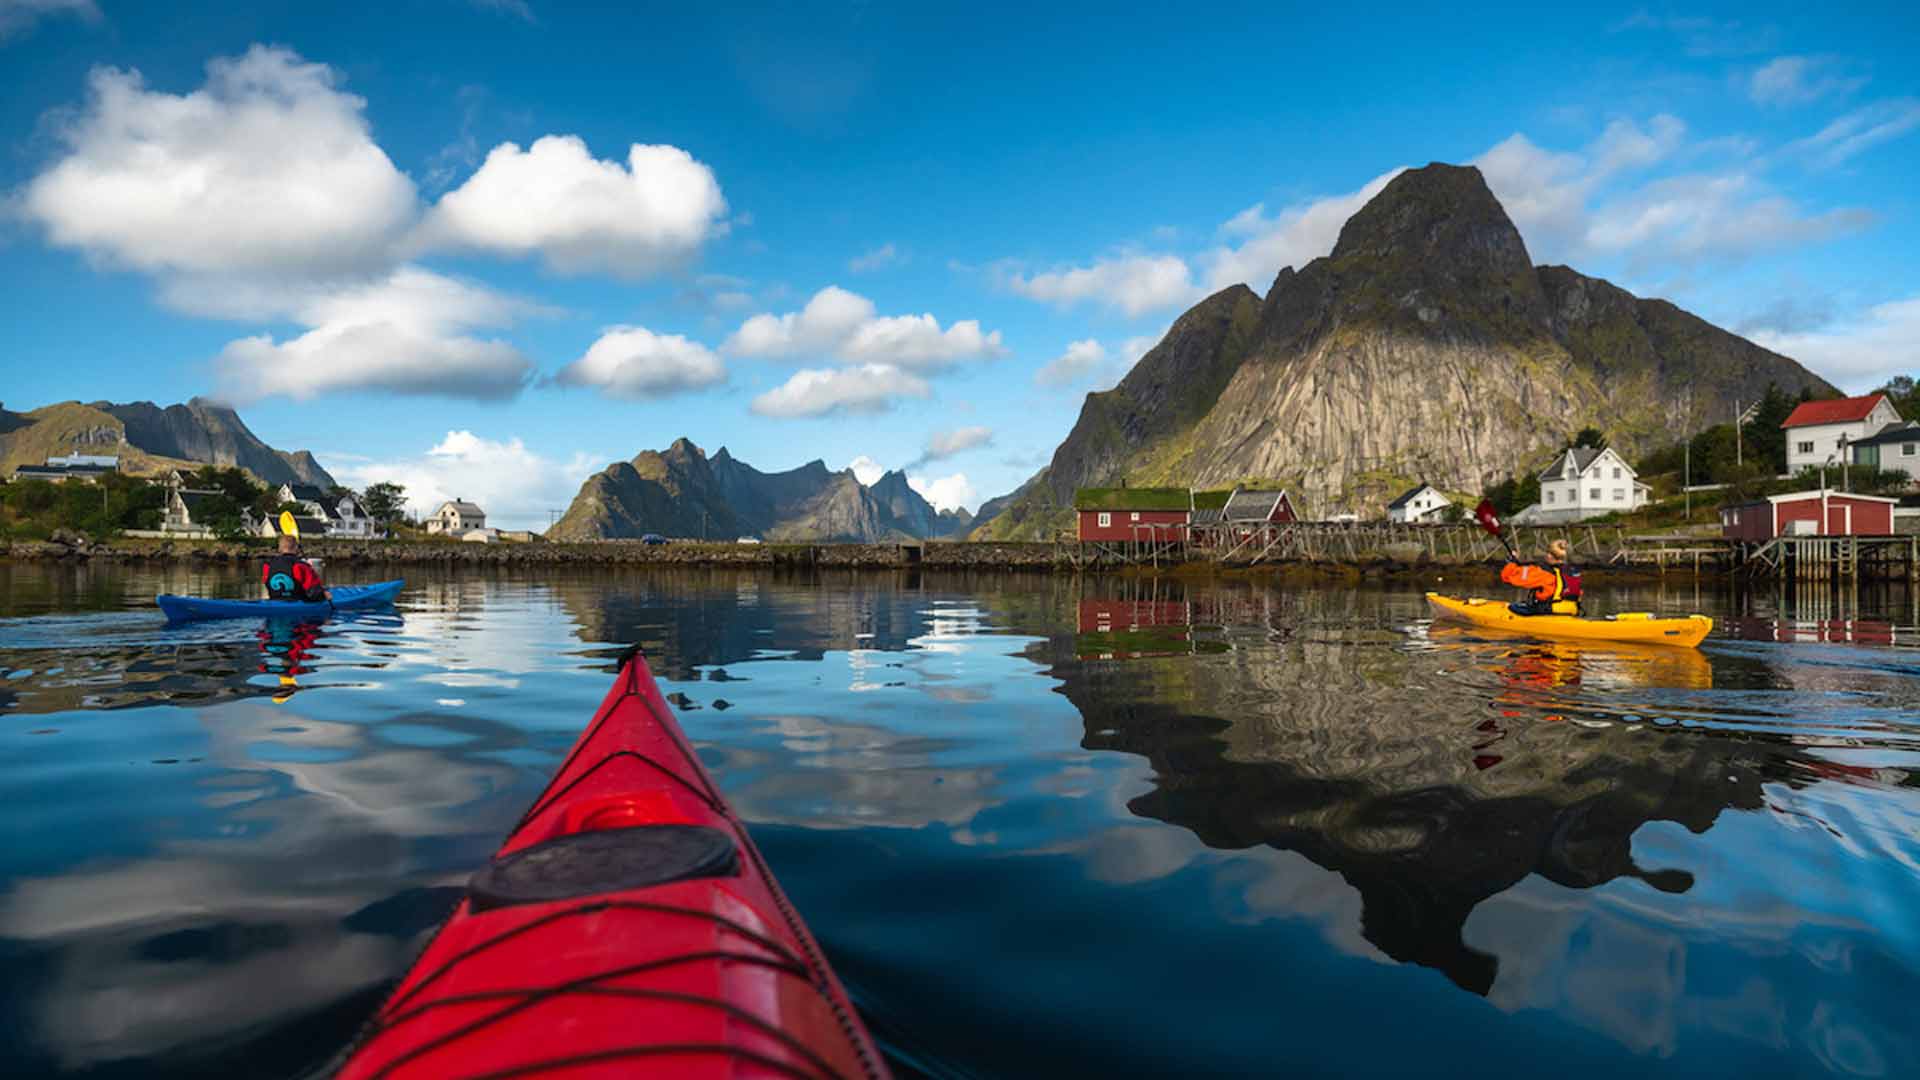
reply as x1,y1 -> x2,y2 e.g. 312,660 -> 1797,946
0,564 -> 1915,1078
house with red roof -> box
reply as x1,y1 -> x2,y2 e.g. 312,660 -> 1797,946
1782,393 -> 1902,473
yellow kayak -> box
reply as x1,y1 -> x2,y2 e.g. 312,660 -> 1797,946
1426,593 -> 1712,648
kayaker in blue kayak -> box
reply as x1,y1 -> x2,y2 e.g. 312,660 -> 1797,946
261,534 -> 331,603
1500,538 -> 1580,616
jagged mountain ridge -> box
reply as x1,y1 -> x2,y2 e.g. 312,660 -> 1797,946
974,162 -> 1833,538
0,397 -> 335,488
549,438 -> 970,542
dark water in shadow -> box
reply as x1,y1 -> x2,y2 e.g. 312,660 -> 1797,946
0,562 -> 1916,1077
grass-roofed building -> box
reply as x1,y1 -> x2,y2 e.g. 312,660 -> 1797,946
1073,487 -> 1192,543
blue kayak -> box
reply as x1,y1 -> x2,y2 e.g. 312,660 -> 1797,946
157,579 -> 405,622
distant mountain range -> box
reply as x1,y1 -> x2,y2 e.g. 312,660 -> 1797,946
549,438 -> 973,542
0,397 -> 335,489
971,162 -> 1833,540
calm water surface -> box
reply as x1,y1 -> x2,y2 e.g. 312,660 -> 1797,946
1,562 -> 1917,1078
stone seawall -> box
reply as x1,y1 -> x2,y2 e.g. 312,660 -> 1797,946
2,535 -> 1693,583
3,536 -> 1073,569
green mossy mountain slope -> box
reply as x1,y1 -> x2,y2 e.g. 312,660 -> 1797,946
0,398 -> 334,489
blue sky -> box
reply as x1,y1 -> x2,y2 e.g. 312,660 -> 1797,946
2,1 -> 1916,528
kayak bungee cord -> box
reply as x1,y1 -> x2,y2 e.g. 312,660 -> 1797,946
334,644 -> 889,1080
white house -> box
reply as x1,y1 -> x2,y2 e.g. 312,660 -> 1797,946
275,483 -> 377,538
427,499 -> 487,535
1386,483 -> 1450,523
1783,393 -> 1902,473
13,453 -> 118,483
162,486 -> 249,537
255,513 -> 327,539
1515,446 -> 1651,524
1850,421 -> 1920,485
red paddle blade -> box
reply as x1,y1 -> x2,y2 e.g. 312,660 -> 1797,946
1473,499 -> 1503,536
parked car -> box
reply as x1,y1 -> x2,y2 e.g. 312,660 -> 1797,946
737,536 -> 762,545
640,533 -> 667,545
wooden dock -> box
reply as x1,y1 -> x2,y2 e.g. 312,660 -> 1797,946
1061,520 -> 1920,580
1069,521 -> 1635,568
1737,535 -> 1920,582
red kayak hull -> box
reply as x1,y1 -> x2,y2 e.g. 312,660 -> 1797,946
337,648 -> 888,1079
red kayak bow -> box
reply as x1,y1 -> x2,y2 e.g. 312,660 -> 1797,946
337,646 -> 889,1079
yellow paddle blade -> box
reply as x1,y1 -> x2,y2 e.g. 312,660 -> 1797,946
279,510 -> 298,538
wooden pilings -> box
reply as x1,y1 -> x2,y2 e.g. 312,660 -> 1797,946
1741,534 -> 1920,581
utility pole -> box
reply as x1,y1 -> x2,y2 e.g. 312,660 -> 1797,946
1735,399 -> 1741,467
1683,384 -> 1694,523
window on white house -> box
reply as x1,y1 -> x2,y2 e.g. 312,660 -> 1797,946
1613,488 -> 1625,500
1097,512 -> 1111,527
1546,490 -> 1556,503
1613,467 -> 1622,478
1590,488 -> 1601,500
1797,441 -> 1814,455
1905,443 -> 1916,457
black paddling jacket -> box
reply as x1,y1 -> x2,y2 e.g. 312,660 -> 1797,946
261,554 -> 326,601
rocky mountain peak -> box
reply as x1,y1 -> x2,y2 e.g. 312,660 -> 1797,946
1330,163 -> 1534,276
552,442 -> 973,542
32,397 -> 340,488
972,159 -> 1835,539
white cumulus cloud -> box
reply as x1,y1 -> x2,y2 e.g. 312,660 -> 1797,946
211,268 -> 535,402
749,364 -> 930,418
1473,116 -> 1866,269
725,286 -> 1003,372
1034,339 -> 1110,388
923,425 -> 993,460
846,455 -> 886,485
1752,296 -> 1920,393
418,135 -> 727,276
331,430 -> 600,532
1004,254 -> 1202,317
907,472 -> 978,514
1584,173 -> 1871,267
19,45 -> 417,278
1475,116 -> 1687,263
553,326 -> 726,399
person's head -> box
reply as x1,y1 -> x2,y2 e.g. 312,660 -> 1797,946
277,533 -> 300,555
1546,538 -> 1568,564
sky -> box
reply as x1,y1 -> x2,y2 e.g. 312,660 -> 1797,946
2,1 -> 1916,530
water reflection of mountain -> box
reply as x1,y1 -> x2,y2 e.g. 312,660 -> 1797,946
1044,582 -> 1897,996
548,568 -> 1085,676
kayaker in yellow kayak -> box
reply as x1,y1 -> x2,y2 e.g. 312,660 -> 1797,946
1500,538 -> 1580,616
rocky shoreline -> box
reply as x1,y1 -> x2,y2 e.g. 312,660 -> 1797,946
4,532 -> 1690,582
